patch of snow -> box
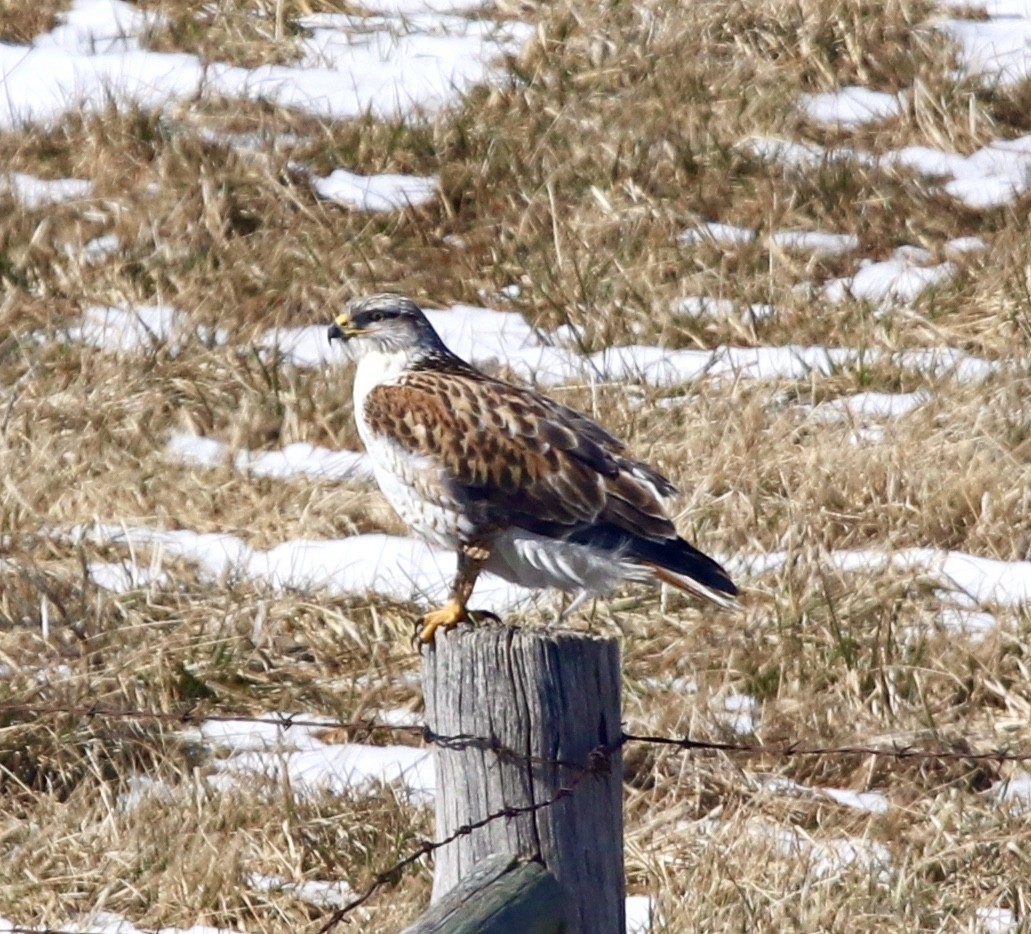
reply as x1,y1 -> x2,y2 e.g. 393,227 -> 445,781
945,235 -> 988,255
700,818 -> 892,882
192,714 -> 434,803
677,221 -> 757,247
259,325 -> 337,368
32,0 -> 162,54
73,523 -> 251,581
976,906 -> 1018,934
167,433 -> 230,469
887,137 -> 1031,208
824,249 -> 956,309
621,342 -> 980,386
743,135 -> 876,169
246,873 -> 353,909
168,432 -> 374,482
769,229 -> 860,255
423,303 -> 549,368
884,145 -> 973,178
73,522 -> 538,613
747,303 -> 778,321
820,787 -> 891,814
945,173 -> 1027,209
847,425 -> 885,446
1,172 -> 92,208
672,296 -> 777,326
712,691 -> 758,735
673,296 -> 737,319
638,674 -> 699,694
990,772 -> 1031,813
806,391 -> 929,424
33,662 -> 75,685
941,15 -> 1031,86
751,129 -> 1031,210
762,776 -> 890,813
79,233 -> 121,261
745,136 -> 827,166
834,390 -> 929,419
237,443 -> 374,482
939,606 -> 999,639
251,536 -> 534,611
625,895 -> 654,934
0,0 -> 531,129
907,551 -> 1031,605
195,127 -> 306,153
765,822 -> 888,879
375,708 -> 423,727
807,836 -> 893,881
799,86 -> 903,127
88,560 -> 165,592
891,346 -> 998,382
937,0 -> 1031,13
117,775 -> 177,813
66,305 -> 227,353
591,343 -> 863,385
748,548 -> 1031,608
0,913 -> 250,934
194,715 -> 336,752
224,13 -> 530,120
310,167 -> 437,211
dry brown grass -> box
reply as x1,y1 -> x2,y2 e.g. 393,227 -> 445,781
0,0 -> 69,42
2,0 -> 1031,930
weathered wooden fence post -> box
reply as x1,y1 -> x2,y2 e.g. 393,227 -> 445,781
419,623 -> 624,934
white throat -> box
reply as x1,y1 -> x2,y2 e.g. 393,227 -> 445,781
351,345 -> 413,411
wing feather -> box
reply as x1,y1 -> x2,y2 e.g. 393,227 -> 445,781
363,370 -> 675,541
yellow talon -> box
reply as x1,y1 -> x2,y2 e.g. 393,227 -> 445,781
417,600 -> 470,644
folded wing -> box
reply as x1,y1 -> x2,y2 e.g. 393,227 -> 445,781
362,368 -> 737,604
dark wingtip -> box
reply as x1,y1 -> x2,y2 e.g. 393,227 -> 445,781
682,547 -> 738,597
563,523 -> 737,597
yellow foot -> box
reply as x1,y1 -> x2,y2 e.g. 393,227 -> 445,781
416,604 -> 503,644
417,600 -> 470,644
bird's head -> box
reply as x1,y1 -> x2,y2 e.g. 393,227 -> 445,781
328,293 -> 442,359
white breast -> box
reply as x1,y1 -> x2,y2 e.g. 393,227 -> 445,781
352,351 -> 476,550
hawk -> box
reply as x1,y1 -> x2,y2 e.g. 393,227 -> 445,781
328,293 -> 738,643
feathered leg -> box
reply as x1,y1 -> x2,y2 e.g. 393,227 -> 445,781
418,543 -> 492,644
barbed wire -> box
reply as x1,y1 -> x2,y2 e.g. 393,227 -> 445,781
4,701 -> 1031,765
0,702 -> 427,740
315,741 -> 613,933
3,700 -> 1029,931
618,730 -> 1031,763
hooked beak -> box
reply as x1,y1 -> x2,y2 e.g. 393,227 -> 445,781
327,313 -> 358,344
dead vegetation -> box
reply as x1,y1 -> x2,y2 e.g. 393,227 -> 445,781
2,0 -> 1031,930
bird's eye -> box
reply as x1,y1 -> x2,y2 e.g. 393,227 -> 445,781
369,311 -> 385,322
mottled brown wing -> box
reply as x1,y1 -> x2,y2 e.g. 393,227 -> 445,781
362,370 -> 678,543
